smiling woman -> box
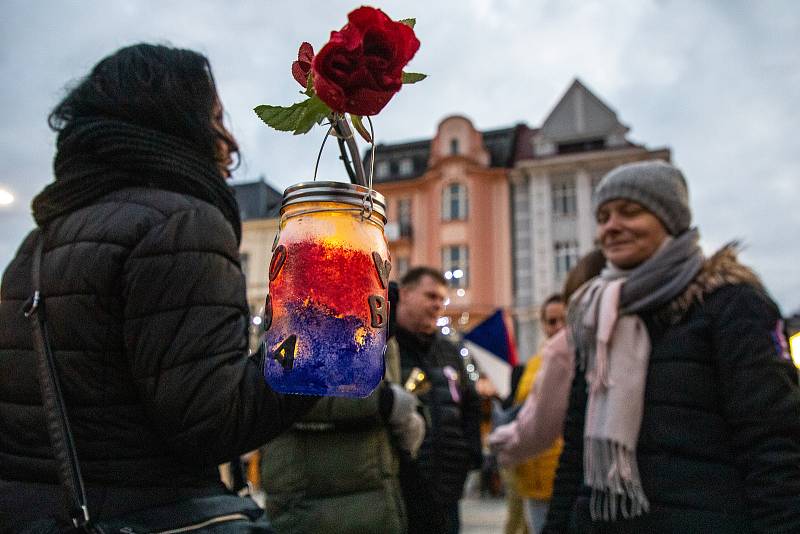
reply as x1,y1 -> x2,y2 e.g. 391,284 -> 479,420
544,160 -> 800,533
0,187 -> 14,206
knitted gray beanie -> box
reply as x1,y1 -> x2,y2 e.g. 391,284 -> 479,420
593,160 -> 691,235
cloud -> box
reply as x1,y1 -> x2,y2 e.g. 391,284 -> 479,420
1,0 -> 798,312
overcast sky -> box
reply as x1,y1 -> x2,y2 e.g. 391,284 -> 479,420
1,0 -> 798,313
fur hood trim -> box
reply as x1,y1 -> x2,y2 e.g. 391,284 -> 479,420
668,242 -> 765,319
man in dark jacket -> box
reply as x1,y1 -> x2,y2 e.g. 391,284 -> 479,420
395,267 -> 483,534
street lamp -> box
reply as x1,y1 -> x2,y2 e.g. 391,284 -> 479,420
0,188 -> 14,206
790,332 -> 800,369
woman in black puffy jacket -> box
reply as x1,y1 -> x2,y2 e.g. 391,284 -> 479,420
0,44 -> 314,528
543,161 -> 800,533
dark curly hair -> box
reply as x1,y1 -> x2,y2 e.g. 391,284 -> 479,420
48,43 -> 239,175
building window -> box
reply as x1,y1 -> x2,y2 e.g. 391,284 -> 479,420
376,161 -> 390,179
398,198 -> 412,238
590,169 -> 611,203
442,245 -> 469,288
398,158 -> 413,176
395,256 -> 410,280
552,177 -> 577,217
554,241 -> 579,279
442,182 -> 468,221
557,138 -> 605,154
450,138 -> 460,155
240,252 -> 250,280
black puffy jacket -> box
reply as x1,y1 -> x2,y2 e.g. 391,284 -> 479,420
395,328 -> 483,505
544,249 -> 800,533
0,187 -> 312,523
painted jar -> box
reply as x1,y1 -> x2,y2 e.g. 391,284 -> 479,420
263,182 -> 390,397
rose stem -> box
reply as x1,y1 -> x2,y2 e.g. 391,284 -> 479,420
332,117 -> 367,186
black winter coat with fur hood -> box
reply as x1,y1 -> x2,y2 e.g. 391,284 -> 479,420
544,247 -> 800,534
0,188 -> 313,524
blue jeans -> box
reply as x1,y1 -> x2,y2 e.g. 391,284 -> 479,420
524,498 -> 549,534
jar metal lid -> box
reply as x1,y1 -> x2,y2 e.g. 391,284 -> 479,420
281,181 -> 387,223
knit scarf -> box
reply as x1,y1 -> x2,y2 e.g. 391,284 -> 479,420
32,117 -> 241,243
568,229 -> 704,521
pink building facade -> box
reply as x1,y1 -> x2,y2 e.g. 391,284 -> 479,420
368,80 -> 672,356
373,116 -> 514,331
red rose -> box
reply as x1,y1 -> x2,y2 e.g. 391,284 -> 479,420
312,6 -> 420,116
291,42 -> 315,88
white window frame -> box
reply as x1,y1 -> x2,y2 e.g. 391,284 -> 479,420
376,161 -> 390,179
552,177 -> 577,218
554,241 -> 579,279
398,198 -> 412,238
442,182 -> 468,221
442,245 -> 469,288
395,256 -> 410,280
398,158 -> 413,176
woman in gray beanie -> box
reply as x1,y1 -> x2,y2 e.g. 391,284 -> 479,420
544,160 -> 800,533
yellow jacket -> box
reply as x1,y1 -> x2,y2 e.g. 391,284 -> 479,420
510,354 -> 563,500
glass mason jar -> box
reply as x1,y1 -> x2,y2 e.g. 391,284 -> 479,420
263,182 -> 390,397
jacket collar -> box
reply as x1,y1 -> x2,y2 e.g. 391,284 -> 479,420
666,243 -> 765,320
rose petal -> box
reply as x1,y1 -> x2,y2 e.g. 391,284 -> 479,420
344,86 -> 394,116
347,6 -> 394,30
298,42 -> 315,63
291,42 -> 315,87
331,26 -> 362,52
312,67 -> 348,113
291,60 -> 310,87
395,25 -> 420,62
312,5 -> 422,115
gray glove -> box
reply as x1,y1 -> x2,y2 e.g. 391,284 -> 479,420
388,383 -> 426,458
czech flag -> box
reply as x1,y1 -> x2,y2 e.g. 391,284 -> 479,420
463,309 -> 519,398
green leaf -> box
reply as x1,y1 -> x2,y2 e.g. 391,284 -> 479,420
303,72 -> 315,97
350,114 -> 372,143
254,95 -> 331,135
402,72 -> 427,84
297,95 -> 331,134
254,103 -> 304,132
398,18 -> 416,28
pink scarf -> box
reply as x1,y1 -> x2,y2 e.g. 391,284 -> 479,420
573,278 -> 651,521
568,232 -> 705,521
